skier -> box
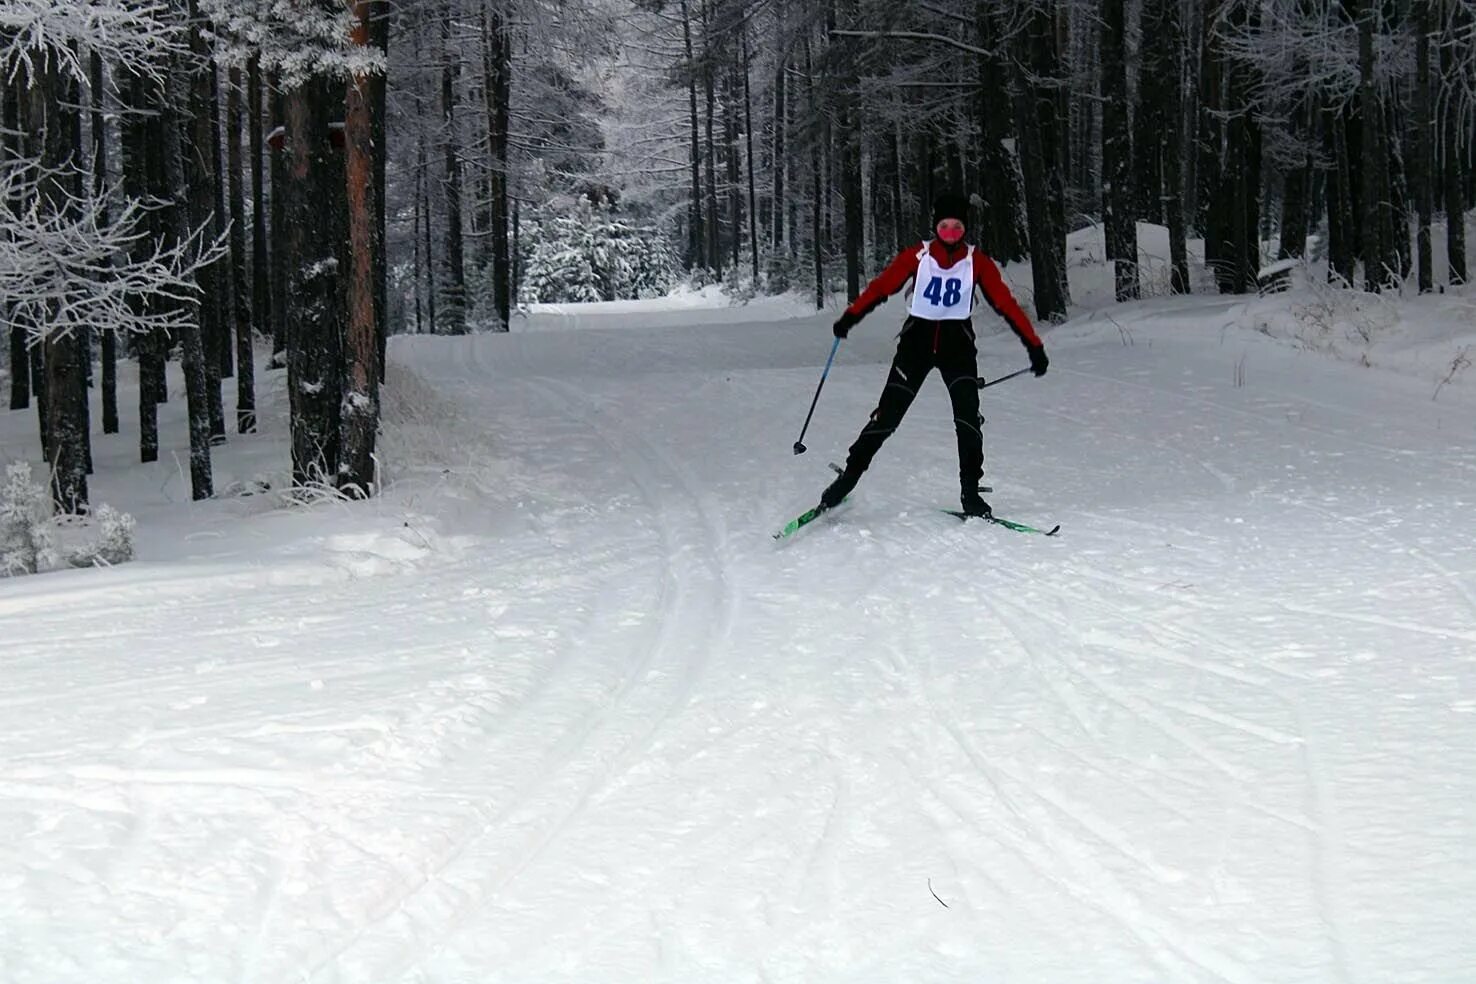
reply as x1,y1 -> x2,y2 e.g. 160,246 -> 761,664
818,191 -> 1048,519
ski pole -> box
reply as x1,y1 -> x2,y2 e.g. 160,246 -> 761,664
978,367 -> 1031,390
793,336 -> 841,455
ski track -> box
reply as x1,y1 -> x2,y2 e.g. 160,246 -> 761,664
307,340 -> 739,980
4,304 -> 1475,983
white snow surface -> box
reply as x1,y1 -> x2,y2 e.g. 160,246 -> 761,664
4,251 -> 1476,982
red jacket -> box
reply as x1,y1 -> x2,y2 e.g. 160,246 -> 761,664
846,240 -> 1042,349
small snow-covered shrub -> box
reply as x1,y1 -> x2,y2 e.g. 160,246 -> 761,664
2,463 -> 140,575
67,504 -> 137,568
1,462 -> 56,577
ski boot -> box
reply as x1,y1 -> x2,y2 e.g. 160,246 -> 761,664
960,489 -> 993,519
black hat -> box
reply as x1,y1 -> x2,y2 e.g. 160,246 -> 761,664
931,191 -> 970,228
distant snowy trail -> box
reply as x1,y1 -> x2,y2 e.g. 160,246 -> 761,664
3,296 -> 1474,983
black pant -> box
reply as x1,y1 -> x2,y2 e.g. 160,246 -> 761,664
841,316 -> 983,492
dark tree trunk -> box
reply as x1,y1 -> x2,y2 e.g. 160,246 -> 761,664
725,62 -> 743,277
6,64 -> 30,411
1159,0 -> 1190,292
1326,102 -> 1358,285
770,2 -> 786,258
485,2 -> 512,329
7,327 -> 25,411
371,0 -> 389,374
439,3 -> 466,334
1101,0 -> 1138,300
1414,0 -> 1434,291
1386,97 -> 1411,280
1011,1 -> 1070,321
341,0 -> 381,495
26,63 -> 88,511
187,6 -> 226,439
420,125 -> 437,331
806,35 -> 822,309
1278,97 -> 1314,260
974,0 -> 1028,262
681,0 -> 703,268
742,23 -> 760,281
1442,15 -> 1467,285
1132,0 -> 1165,225
90,51 -> 119,435
211,62 -> 233,382
1359,0 -> 1394,291
269,73 -> 288,361
160,55 -> 214,500
120,66 -> 164,462
228,66 -> 256,433
702,0 -> 721,277
250,55 -> 271,346
284,72 -> 345,487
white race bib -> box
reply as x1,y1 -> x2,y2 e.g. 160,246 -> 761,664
908,242 -> 974,320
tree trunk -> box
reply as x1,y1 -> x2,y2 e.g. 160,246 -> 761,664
413,156 -> 424,333
1160,0 -> 1190,292
160,55 -> 214,501
228,66 -> 256,433
120,66 -> 162,461
1442,11 -> 1467,285
725,61 -> 742,276
187,5 -> 226,439
342,0 -> 381,495
1326,102 -> 1358,285
975,0 -> 1028,262
681,0 -> 704,269
1359,0 -> 1393,291
1414,0 -> 1433,290
2,67 -> 25,411
211,61 -> 234,381
88,51 -> 120,435
742,24 -> 760,282
249,54 -> 271,349
1101,0 -> 1138,300
269,73 -> 288,362
24,62 -> 87,511
484,2 -> 512,330
421,125 -> 437,331
439,3 -> 467,334
371,0 -> 390,375
1278,96 -> 1314,261
284,72 -> 345,487
806,35 -> 823,309
1011,2 -> 1070,321
702,0 -> 721,278
770,2 -> 786,260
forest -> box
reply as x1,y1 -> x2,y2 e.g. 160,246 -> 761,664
3,0 -> 1474,517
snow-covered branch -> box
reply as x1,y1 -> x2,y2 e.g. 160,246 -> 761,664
0,0 -> 182,86
199,0 -> 384,83
0,161 -> 227,345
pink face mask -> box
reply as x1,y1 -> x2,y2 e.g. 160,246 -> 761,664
936,219 -> 965,244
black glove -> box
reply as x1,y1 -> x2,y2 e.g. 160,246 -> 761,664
1028,345 -> 1049,377
833,310 -> 859,339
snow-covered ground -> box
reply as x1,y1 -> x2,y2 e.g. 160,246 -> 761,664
3,240 -> 1476,983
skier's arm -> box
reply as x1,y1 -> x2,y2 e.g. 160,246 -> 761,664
974,253 -> 1043,349
844,244 -> 923,321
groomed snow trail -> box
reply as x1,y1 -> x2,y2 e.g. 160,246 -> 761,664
3,296 -> 1474,983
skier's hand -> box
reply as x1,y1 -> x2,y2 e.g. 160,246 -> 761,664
1028,345 -> 1049,377
833,310 -> 859,339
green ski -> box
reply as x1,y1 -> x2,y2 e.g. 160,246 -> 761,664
774,499 -> 846,540
940,509 -> 1061,536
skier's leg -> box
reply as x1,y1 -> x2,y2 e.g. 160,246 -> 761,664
821,329 -> 928,507
845,330 -> 929,473
939,325 -> 984,496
